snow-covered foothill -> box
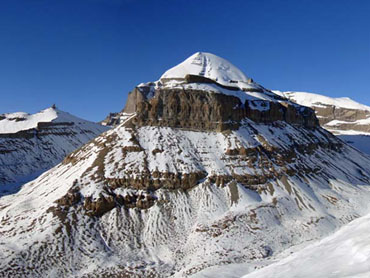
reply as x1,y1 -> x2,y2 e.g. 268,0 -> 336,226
274,90 -> 370,111
0,106 -> 109,191
0,107 -> 101,134
274,90 -> 370,155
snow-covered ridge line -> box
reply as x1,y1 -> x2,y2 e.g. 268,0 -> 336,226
274,90 -> 370,111
0,107 -> 98,134
0,107 -> 109,188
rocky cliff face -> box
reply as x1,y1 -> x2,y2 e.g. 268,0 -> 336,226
1,53 -> 370,278
313,105 -> 369,125
123,85 -> 318,132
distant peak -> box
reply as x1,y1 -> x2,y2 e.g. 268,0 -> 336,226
274,91 -> 370,111
160,52 -> 252,88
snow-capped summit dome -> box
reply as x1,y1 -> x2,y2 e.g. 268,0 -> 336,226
160,52 -> 252,88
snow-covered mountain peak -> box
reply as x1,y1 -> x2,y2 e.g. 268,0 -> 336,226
274,90 -> 370,111
0,106 -> 109,189
108,54 -> 317,129
0,106 -> 97,134
160,52 -> 255,90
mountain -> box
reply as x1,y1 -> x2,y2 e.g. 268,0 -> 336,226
2,52 -> 370,277
274,91 -> 370,154
274,91 -> 370,134
0,107 -> 109,194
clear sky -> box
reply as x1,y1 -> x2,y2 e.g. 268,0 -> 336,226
0,0 -> 369,121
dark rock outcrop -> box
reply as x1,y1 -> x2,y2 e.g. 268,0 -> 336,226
313,105 -> 369,126
123,86 -> 319,132
100,112 -> 121,126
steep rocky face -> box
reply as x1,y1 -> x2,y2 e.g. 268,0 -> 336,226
313,105 -> 369,125
122,84 -> 318,132
1,53 -> 370,278
0,107 -> 109,192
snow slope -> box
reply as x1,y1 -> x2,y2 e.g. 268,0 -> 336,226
0,107 -> 109,192
160,52 -> 263,92
242,211 -> 370,278
338,135 -> 370,156
0,107 -> 98,134
161,52 -> 250,84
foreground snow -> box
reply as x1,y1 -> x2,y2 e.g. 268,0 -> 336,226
242,211 -> 370,278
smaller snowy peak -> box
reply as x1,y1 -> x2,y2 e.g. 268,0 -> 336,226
160,52 -> 256,90
0,106 -> 99,134
274,90 -> 370,111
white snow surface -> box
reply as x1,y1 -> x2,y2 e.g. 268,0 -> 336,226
0,107 -> 97,134
0,107 -> 109,189
274,90 -> 370,111
242,211 -> 370,278
326,117 -> 370,127
160,52 -> 258,91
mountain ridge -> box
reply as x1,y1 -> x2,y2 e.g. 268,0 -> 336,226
0,106 -> 109,193
274,90 -> 370,155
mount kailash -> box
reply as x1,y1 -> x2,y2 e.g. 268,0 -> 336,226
1,52 -> 370,278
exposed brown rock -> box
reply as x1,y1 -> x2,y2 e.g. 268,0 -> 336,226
313,105 -> 369,125
84,194 -> 116,217
123,86 -> 319,132
282,96 -> 370,133
101,112 -> 121,126
82,191 -> 157,216
55,186 -> 82,207
106,171 -> 207,191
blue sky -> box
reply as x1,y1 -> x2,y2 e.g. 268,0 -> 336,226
0,0 -> 369,121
